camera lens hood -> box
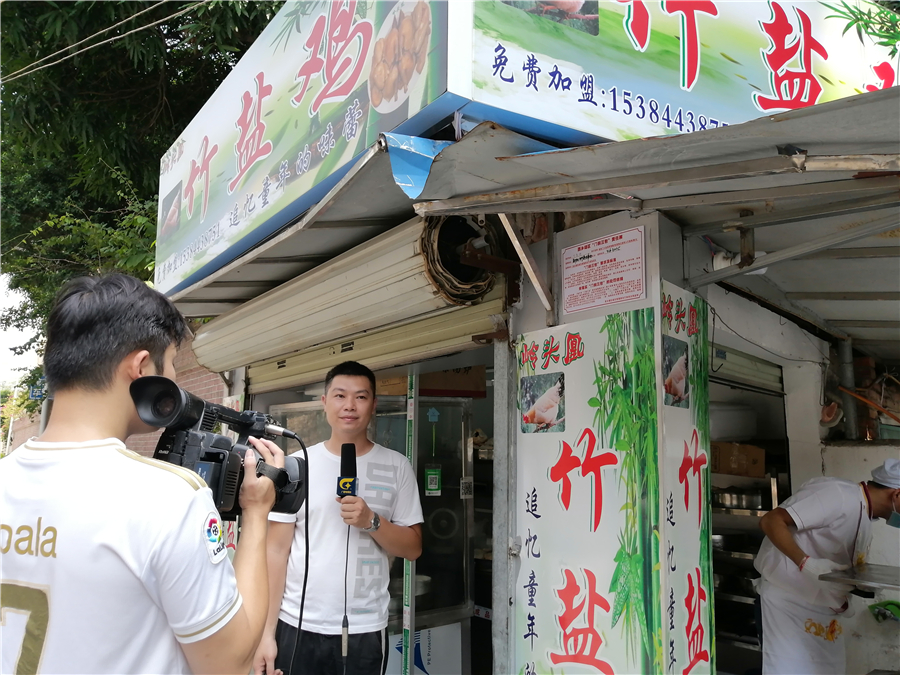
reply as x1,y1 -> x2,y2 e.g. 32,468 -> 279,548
130,376 -> 206,430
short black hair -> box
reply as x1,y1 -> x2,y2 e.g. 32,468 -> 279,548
324,361 -> 377,397
44,274 -> 189,393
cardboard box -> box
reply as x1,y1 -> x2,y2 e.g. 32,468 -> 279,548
710,442 -> 766,478
376,366 -> 487,398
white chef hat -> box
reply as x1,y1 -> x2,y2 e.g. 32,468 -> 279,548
871,458 -> 900,489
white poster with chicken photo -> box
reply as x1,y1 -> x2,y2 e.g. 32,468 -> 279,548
658,281 -> 714,675
514,306 -> 664,675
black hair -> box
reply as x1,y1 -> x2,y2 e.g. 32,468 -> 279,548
44,274 -> 189,393
868,481 -> 892,491
324,361 -> 377,397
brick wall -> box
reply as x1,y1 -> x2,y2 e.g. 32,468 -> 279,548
127,337 -> 228,457
9,412 -> 41,450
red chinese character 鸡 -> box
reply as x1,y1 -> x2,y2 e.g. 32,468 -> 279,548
292,0 -> 373,116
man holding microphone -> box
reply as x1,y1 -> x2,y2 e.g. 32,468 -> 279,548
255,361 -> 423,675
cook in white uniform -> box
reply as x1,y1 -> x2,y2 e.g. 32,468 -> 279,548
754,458 -> 900,674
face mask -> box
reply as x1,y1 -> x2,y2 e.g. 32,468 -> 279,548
887,497 -> 900,529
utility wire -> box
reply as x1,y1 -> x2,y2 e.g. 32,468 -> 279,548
2,0 -> 210,84
2,0 -> 171,80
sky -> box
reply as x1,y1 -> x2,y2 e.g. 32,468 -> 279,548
0,274 -> 40,386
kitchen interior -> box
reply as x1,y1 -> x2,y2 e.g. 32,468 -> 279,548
708,346 -> 789,675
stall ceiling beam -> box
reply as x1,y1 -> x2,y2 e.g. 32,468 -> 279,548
247,254 -> 331,264
797,246 -> 900,259
415,156 -> 806,214
416,197 -> 640,216
498,213 -> 553,312
783,291 -> 900,301
803,154 -> 900,172
688,211 -> 900,288
208,281 -> 278,288
642,176 -> 900,211
682,191 -> 900,236
830,320 -> 900,328
855,339 -> 900,346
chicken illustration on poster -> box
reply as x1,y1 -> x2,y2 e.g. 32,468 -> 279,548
659,281 -> 713,675
515,309 -> 662,675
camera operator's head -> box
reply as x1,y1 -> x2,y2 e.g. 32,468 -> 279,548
322,361 -> 377,441
43,273 -> 190,438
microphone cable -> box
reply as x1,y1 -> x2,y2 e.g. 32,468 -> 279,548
280,430 -> 310,675
342,523 -> 351,675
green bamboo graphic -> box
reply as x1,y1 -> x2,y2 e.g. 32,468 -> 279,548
595,309 -> 660,674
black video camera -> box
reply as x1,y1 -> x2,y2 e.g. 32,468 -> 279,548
130,376 -> 306,521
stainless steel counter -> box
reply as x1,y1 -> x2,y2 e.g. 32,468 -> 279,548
820,563 -> 900,591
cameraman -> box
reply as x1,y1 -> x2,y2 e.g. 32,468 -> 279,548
254,361 -> 424,675
0,274 -> 283,675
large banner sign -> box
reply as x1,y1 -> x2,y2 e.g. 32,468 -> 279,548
472,1 -> 897,141
659,281 -> 713,675
156,0 -> 447,294
515,310 -> 662,674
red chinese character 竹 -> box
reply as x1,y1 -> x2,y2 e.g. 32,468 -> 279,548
292,0 -> 373,116
520,341 -> 539,370
549,569 -> 614,674
678,429 -> 707,526
542,336 -> 561,369
866,61 -> 896,92
661,1 -> 719,91
754,2 -> 828,112
229,72 -> 274,194
550,428 -> 618,532
562,332 -> 585,366
618,0 -> 651,51
683,568 -> 710,675
184,136 -> 219,221
687,304 -> 699,337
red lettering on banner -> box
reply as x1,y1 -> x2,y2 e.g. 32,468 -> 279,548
520,341 -> 539,370
683,568 -> 709,675
292,0 -> 373,115
551,429 -> 618,532
661,1 -> 719,91
229,72 -> 273,194
678,429 -> 707,526
754,2 -> 828,111
542,336 -> 561,369
687,304 -> 699,337
618,0 -> 651,51
563,332 -> 586,366
549,569 -> 614,674
550,441 -> 580,510
184,136 -> 218,221
866,61 -> 896,92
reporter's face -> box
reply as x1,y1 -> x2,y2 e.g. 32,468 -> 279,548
322,375 -> 375,436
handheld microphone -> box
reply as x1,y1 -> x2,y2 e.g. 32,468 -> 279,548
337,443 -> 357,497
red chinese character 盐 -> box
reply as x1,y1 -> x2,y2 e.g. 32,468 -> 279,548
866,61 -> 896,92
550,429 -> 618,532
683,568 -> 709,675
661,1 -> 719,91
184,136 -> 219,221
618,0 -> 651,51
292,0 -> 373,116
754,2 -> 828,112
678,429 -> 707,526
542,336 -> 561,369
229,72 -> 273,194
563,332 -> 585,366
520,341 -> 539,370
549,569 -> 614,675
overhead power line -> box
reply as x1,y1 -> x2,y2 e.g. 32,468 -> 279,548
2,0 -> 211,85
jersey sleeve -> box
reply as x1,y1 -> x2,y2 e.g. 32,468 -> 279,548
148,488 -> 243,644
391,458 -> 424,527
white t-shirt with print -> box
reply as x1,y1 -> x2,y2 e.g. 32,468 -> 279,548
755,477 -> 872,607
0,438 -> 242,674
270,442 -> 423,634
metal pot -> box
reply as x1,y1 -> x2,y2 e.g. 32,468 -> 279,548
739,490 -> 763,510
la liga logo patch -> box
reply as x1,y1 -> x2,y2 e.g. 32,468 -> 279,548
204,512 -> 227,564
